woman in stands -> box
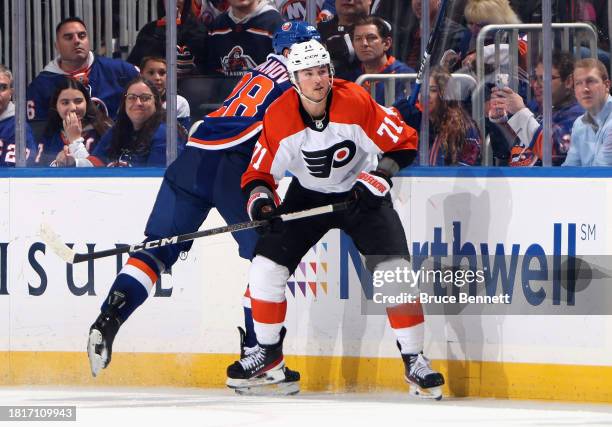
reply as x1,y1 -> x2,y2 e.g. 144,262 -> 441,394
395,66 -> 481,166
90,76 -> 187,167
427,67 -> 481,165
35,77 -> 112,167
140,56 -> 191,132
69,77 -> 186,167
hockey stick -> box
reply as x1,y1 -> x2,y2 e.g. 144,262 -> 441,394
40,201 -> 351,264
406,0 -> 451,107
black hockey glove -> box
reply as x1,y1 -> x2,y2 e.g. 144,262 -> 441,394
247,188 -> 283,235
351,170 -> 392,211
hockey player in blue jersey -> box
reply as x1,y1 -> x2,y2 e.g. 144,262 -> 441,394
0,65 -> 37,167
26,17 -> 139,121
86,21 -> 320,395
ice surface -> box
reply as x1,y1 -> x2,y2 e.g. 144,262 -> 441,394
1,387 -> 611,427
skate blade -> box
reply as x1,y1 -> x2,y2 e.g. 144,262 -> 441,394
226,366 -> 287,389
87,329 -> 105,378
234,380 -> 300,396
408,383 -> 443,401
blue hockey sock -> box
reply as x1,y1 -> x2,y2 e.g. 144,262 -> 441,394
101,275 -> 149,323
100,253 -> 160,323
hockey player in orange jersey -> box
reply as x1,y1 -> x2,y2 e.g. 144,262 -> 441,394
226,39 -> 445,399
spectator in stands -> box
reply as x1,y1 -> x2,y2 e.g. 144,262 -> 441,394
489,51 -> 584,166
402,0 -> 470,70
140,56 -> 191,132
37,77 -> 113,167
317,0 -> 371,79
448,0 -> 524,76
366,0 -> 414,61
75,77 -> 186,167
448,0 -> 524,165
0,65 -> 37,167
26,17 -> 139,121
351,16 -> 414,105
395,67 -> 481,165
127,0 -> 208,76
204,0 -> 282,76
562,58 -> 612,166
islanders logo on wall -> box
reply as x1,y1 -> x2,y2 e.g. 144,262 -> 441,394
287,242 -> 329,298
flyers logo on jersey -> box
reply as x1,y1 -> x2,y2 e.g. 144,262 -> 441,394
302,140 -> 356,178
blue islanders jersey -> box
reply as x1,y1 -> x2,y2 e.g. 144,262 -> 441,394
187,54 -> 292,151
0,109 -> 37,167
205,5 -> 282,77
26,53 -> 139,121
91,123 -> 184,167
34,127 -> 102,167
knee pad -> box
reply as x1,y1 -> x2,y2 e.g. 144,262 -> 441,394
249,255 -> 290,302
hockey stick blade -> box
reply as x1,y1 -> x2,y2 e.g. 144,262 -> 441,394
41,201 -> 350,264
40,223 -> 77,264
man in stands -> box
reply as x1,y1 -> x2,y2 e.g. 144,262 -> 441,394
317,0 -> 371,79
26,17 -> 139,121
490,51 -> 583,166
351,16 -> 414,105
563,58 -> 612,166
0,65 -> 36,167
204,0 -> 282,76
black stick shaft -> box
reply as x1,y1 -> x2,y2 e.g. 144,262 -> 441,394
71,201 -> 350,263
407,0 -> 451,107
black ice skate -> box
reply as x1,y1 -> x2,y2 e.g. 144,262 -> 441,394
402,352 -> 445,400
229,326 -> 300,395
87,291 -> 125,377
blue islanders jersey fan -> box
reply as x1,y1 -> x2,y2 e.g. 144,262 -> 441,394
34,127 -> 103,167
89,123 -> 179,167
510,102 -> 584,167
0,103 -> 37,167
26,52 -> 139,121
205,2 -> 282,76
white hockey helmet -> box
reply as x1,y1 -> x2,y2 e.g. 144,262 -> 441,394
286,39 -> 334,87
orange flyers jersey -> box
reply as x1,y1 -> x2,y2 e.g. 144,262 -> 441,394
242,79 -> 418,193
